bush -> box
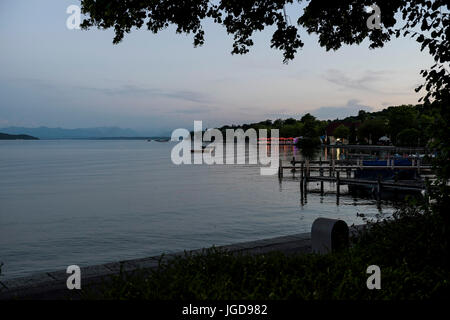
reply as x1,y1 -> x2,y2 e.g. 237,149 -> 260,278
84,202 -> 450,300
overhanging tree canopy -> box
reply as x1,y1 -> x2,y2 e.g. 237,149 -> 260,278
80,0 -> 449,100
79,0 -> 450,266
79,0 -> 449,178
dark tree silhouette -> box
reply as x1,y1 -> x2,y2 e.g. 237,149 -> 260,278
79,0 -> 448,98
80,0 -> 449,198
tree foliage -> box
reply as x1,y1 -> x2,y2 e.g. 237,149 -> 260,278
80,0 -> 450,224
79,0 -> 449,99
357,118 -> 387,144
85,203 -> 449,300
387,105 -> 419,144
218,113 -> 326,138
333,124 -> 350,140
396,128 -> 421,147
79,0 -> 448,132
79,0 -> 449,143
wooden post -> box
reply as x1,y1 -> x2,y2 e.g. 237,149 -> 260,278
320,167 -> 324,196
278,159 -> 283,179
305,159 -> 310,177
336,171 -> 340,197
336,171 -> 340,205
300,162 -> 304,200
304,162 -> 308,197
377,175 -> 382,202
278,160 -> 281,178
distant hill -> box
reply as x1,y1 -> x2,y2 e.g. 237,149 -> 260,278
0,132 -> 39,140
0,126 -> 139,139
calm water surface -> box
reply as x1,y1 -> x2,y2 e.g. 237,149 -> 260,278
0,140 -> 393,279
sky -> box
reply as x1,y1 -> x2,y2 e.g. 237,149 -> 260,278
0,0 -> 435,135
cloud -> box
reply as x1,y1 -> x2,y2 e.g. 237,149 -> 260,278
309,99 -> 374,120
324,69 -> 389,93
163,90 -> 209,104
4,78 -> 211,104
171,106 -> 213,114
253,100 -> 374,121
78,85 -> 210,103
261,111 -> 295,119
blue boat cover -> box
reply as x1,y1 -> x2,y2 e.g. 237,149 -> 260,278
362,159 -> 412,166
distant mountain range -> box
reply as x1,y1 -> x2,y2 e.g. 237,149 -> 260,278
0,126 -> 141,139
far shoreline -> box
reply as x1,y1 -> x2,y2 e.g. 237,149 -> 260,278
0,133 -> 39,140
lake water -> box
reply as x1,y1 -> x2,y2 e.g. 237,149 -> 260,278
0,140 -> 394,279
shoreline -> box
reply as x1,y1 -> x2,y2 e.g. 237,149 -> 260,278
0,233 -> 312,300
0,225 -> 364,300
323,144 -> 427,152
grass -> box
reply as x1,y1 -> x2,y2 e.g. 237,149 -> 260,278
84,200 -> 449,300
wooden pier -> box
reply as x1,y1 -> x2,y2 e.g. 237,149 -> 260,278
277,157 -> 434,203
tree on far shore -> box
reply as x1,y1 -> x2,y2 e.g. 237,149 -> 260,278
357,119 -> 387,145
333,124 -> 350,141
396,128 -> 421,147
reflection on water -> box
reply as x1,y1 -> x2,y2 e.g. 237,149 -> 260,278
0,141 -> 394,279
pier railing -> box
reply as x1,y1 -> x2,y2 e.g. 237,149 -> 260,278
277,158 -> 434,203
